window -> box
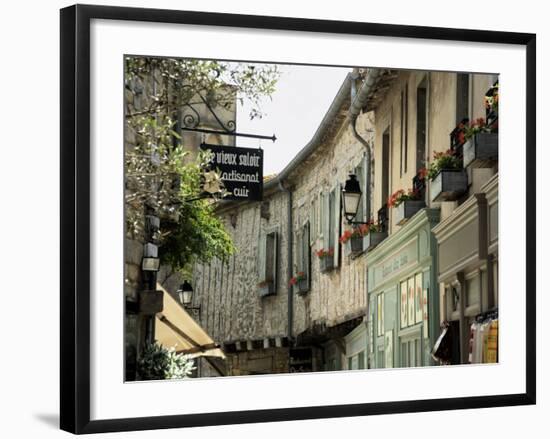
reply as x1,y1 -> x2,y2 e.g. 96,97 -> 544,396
456,73 -> 470,124
295,222 -> 310,292
400,337 -> 422,367
358,351 -> 365,369
347,351 -> 366,370
377,293 -> 385,336
400,85 -> 409,175
466,273 -> 480,309
416,77 -> 428,174
258,229 -> 278,296
381,128 -> 391,210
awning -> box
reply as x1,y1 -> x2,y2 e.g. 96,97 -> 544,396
155,283 -> 225,361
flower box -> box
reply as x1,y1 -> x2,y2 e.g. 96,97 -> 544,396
431,169 -> 468,202
258,280 -> 276,297
463,132 -> 498,168
394,200 -> 426,226
319,256 -> 334,273
296,278 -> 309,294
345,236 -> 364,257
364,231 -> 387,252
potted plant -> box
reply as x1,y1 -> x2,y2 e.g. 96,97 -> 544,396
339,224 -> 368,256
290,271 -> 309,294
363,220 -> 388,252
316,247 -> 334,273
137,342 -> 196,380
426,149 -> 468,202
388,187 -> 426,226
257,279 -> 276,296
462,117 -> 498,168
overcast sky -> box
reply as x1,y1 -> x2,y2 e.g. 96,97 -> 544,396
234,64 -> 350,176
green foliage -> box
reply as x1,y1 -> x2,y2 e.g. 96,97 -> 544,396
124,56 -> 279,274
426,150 -> 462,181
161,195 -> 236,273
137,342 -> 196,380
125,57 -> 279,120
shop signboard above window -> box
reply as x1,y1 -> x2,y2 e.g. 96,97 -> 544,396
200,144 -> 263,201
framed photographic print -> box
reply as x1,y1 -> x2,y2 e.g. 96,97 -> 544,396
60,4 -> 536,434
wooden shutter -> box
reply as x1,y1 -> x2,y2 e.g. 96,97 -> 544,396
355,161 -> 364,222
258,232 -> 267,281
266,231 -> 278,289
322,192 -> 330,250
309,199 -> 316,245
363,154 -> 370,222
296,229 -> 303,274
333,187 -> 341,268
303,222 -> 310,284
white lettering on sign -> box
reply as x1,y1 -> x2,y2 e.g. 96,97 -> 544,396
220,170 -> 260,183
239,152 -> 261,167
233,186 -> 249,197
216,152 -> 237,165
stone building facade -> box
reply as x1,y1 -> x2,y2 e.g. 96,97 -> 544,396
193,73 -> 378,374
124,59 -> 237,380
193,66 -> 499,374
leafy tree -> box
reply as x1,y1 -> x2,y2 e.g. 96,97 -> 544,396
124,57 -> 279,272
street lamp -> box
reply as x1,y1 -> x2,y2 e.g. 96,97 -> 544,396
177,281 -> 194,306
342,174 -> 367,225
141,243 -> 160,272
177,281 -> 201,319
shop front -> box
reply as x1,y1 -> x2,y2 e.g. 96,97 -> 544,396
432,174 -> 499,365
365,209 -> 440,369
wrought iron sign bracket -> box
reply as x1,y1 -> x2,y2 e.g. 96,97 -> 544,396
180,85 -> 276,142
182,126 -> 276,142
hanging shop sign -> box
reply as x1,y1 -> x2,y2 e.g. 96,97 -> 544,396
200,143 -> 263,201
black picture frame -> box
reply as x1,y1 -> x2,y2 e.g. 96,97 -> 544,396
60,4 -> 536,434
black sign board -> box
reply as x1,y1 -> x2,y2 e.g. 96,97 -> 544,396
200,144 -> 263,201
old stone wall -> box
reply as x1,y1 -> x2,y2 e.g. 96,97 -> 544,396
226,348 -> 289,375
192,188 -> 290,345
289,112 -> 374,335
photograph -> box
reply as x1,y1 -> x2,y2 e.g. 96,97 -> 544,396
123,56 -> 500,381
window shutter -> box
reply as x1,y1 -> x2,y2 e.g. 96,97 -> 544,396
363,154 -> 369,222
273,232 -> 278,290
266,231 -> 278,291
309,200 -> 316,245
296,229 -> 303,274
333,187 -> 341,268
303,222 -> 311,287
322,192 -> 330,250
258,232 -> 267,281
355,162 -> 364,222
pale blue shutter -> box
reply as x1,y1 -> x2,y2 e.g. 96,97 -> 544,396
303,222 -> 311,289
333,186 -> 341,268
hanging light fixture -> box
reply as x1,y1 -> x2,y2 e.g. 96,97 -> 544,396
141,243 -> 160,272
177,281 -> 194,306
342,174 -> 362,224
